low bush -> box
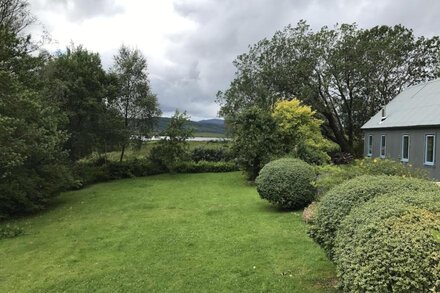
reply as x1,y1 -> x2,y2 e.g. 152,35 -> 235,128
149,142 -> 190,172
315,158 -> 429,196
256,158 -> 316,210
174,161 -> 238,173
302,202 -> 318,224
73,159 -> 238,187
73,159 -> 165,187
0,224 -> 24,240
310,175 -> 438,258
190,147 -> 231,162
334,191 -> 440,292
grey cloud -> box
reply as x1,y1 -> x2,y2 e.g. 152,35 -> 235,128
34,0 -> 123,22
151,0 -> 440,119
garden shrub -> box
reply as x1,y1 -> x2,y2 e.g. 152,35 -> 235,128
302,202 -> 318,224
256,158 -> 316,209
149,142 -> 190,172
73,159 -> 238,187
190,147 -> 231,162
174,161 -> 238,173
73,159 -> 165,186
334,191 -> 440,292
310,175 -> 438,258
315,158 -> 429,196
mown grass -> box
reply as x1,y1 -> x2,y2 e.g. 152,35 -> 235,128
0,172 -> 336,292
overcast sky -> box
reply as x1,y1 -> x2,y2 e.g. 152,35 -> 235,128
30,0 -> 440,120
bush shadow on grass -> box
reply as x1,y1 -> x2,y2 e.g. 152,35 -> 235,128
258,202 -> 295,214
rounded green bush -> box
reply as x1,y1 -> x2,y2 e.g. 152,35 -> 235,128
256,158 -> 316,209
309,175 -> 438,258
334,191 -> 440,292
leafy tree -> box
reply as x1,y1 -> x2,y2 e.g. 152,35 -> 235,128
218,21 -> 440,154
0,0 -> 35,35
230,107 -> 281,180
273,99 -> 337,164
43,45 -> 125,161
0,19 -> 71,218
112,45 -> 161,162
149,110 -> 194,171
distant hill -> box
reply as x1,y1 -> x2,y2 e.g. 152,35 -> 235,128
155,117 -> 225,136
197,119 -> 225,126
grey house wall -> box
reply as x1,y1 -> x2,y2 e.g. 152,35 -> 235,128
363,128 -> 440,180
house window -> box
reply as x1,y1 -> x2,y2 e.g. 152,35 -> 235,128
424,135 -> 435,166
380,135 -> 386,158
367,135 -> 373,157
401,135 -> 409,162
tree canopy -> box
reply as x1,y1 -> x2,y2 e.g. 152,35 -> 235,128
217,21 -> 440,153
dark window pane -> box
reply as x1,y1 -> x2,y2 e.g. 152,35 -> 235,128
402,136 -> 409,159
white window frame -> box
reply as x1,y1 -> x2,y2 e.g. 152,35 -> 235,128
401,135 -> 410,162
367,135 -> 373,157
424,134 -> 436,166
380,135 -> 386,158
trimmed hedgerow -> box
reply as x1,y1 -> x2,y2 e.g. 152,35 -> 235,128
73,159 -> 238,187
174,161 -> 238,173
334,191 -> 440,292
315,158 -> 429,197
256,158 -> 316,210
190,147 -> 232,162
309,175 -> 438,258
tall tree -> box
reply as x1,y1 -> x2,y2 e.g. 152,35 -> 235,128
112,45 -> 161,162
218,21 -> 440,154
0,2 -> 71,218
43,45 -> 124,161
0,0 -> 35,34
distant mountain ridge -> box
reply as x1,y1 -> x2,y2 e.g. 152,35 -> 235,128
155,117 -> 225,135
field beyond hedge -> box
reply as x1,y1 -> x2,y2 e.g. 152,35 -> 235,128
0,173 -> 335,292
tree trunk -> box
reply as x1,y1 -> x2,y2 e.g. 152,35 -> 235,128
119,144 -> 125,162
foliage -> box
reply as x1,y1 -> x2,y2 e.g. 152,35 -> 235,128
0,0 -> 36,35
256,158 -> 317,209
334,191 -> 440,292
73,159 -> 165,186
315,158 -> 429,196
302,202 -> 318,224
112,45 -> 161,161
0,173 -> 337,292
273,99 -> 338,164
0,25 -> 72,219
230,107 -> 282,180
310,175 -> 438,258
218,21 -> 440,154
43,45 -> 126,160
149,110 -> 194,171
190,147 -> 231,162
0,224 -> 23,239
174,161 -> 238,173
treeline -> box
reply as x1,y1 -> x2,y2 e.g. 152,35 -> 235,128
0,0 -> 160,219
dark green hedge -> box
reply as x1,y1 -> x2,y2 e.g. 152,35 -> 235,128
334,191 -> 440,292
73,159 -> 238,187
309,175 -> 438,258
256,158 -> 316,209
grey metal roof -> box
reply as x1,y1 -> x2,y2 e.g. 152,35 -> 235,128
361,79 -> 440,129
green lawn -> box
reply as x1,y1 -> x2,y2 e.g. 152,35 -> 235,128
0,172 -> 336,292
